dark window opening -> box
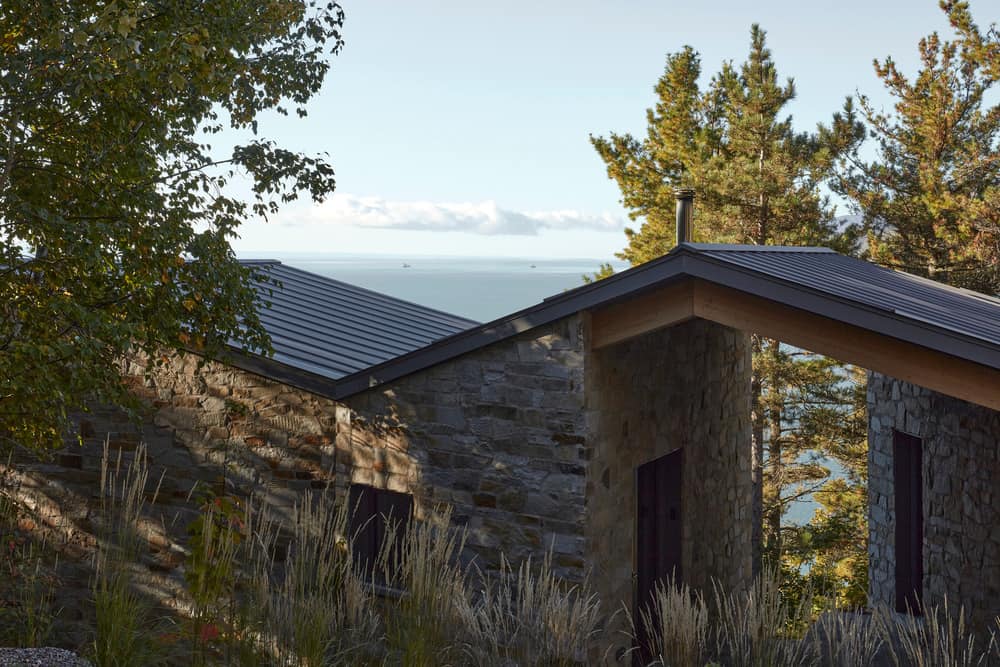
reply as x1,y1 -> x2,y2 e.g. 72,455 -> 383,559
348,484 -> 413,583
634,448 -> 683,666
893,430 -> 923,614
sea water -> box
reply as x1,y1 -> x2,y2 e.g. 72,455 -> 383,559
257,253 -> 626,323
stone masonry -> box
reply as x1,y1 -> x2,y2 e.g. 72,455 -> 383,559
585,319 -> 753,614
8,315 -> 589,649
340,314 -> 589,577
868,371 -> 1000,629
11,309 -> 757,651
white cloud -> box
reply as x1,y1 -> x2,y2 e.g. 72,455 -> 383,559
279,194 -> 625,236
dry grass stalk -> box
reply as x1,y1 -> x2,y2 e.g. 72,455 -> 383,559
809,607 -> 884,667
633,573 -> 709,667
712,567 -> 815,667
886,598 -> 987,667
239,490 -> 379,666
462,551 -> 602,667
91,439 -> 165,667
381,506 -> 469,666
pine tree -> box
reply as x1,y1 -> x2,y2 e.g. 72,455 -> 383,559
832,9 -> 1000,294
592,26 -> 867,581
782,365 -> 869,608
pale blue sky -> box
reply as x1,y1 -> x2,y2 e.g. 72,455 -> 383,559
232,0 -> 998,259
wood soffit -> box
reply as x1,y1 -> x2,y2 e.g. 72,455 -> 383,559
590,277 -> 1000,412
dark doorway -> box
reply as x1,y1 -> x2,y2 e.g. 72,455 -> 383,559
635,448 -> 683,663
893,430 -> 923,614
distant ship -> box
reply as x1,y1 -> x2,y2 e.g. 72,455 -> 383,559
402,263 -> 411,268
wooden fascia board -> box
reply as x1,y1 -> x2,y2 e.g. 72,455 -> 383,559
690,280 -> 1000,412
588,277 -> 1000,411
590,280 -> 696,350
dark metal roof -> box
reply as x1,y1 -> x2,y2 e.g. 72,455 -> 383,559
222,246 -> 1000,401
227,261 -> 478,383
687,244 -> 1000,348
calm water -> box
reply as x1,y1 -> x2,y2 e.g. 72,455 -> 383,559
252,252 -> 832,526
259,253 -> 627,322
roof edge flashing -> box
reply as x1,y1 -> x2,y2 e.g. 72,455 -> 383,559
680,243 -> 836,253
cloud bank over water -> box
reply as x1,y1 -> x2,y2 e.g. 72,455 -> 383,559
278,194 -> 625,236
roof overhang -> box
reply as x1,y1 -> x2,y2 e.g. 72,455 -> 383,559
591,276 -> 1000,411
216,245 -> 1000,412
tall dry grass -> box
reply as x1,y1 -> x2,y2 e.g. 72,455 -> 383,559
629,575 -> 1000,667
91,440 -> 166,667
808,608 -> 884,667
632,574 -> 709,667
0,453 -> 58,647
886,598 -> 988,667
711,567 -> 816,667
461,552 -> 602,666
237,491 -> 380,666
53,441 -> 1000,667
379,508 -> 469,665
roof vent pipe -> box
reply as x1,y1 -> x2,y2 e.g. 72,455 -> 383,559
675,188 -> 695,245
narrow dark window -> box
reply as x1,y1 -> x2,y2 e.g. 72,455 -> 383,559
893,430 -> 923,614
348,484 -> 413,581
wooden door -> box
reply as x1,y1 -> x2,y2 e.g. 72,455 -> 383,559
635,448 -> 683,663
893,430 -> 923,613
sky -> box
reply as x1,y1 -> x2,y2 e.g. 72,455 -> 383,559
230,0 -> 999,259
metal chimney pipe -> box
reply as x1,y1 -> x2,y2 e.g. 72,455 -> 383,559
675,188 -> 695,245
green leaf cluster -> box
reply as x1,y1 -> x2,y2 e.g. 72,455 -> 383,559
831,1 -> 1000,295
591,25 -> 868,598
591,25 -> 860,261
0,0 -> 344,452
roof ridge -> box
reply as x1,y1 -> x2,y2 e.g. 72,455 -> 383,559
680,243 -> 835,253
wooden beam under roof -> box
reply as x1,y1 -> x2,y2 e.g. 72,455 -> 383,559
589,278 -> 1000,412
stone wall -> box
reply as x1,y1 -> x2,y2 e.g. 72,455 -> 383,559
341,315 -> 588,577
6,353 -> 348,648
868,371 -> 1000,628
584,318 -> 753,616
7,314 -> 589,649
11,309 -> 759,653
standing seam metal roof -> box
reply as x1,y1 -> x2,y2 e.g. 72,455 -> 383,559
689,245 -> 1000,348
226,246 -> 1000,401
237,261 -> 479,380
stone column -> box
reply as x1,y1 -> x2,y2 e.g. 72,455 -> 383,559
585,318 -> 753,614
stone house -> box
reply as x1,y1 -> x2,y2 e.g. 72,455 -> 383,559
18,199 -> 1000,646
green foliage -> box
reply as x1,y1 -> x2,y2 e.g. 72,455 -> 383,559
0,538 -> 58,647
185,489 -> 245,664
831,4 -> 1000,294
592,24 -> 868,599
90,441 -> 166,666
186,491 -> 244,607
582,262 -> 616,284
0,0 -> 344,452
591,25 -> 859,263
785,478 -> 869,611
